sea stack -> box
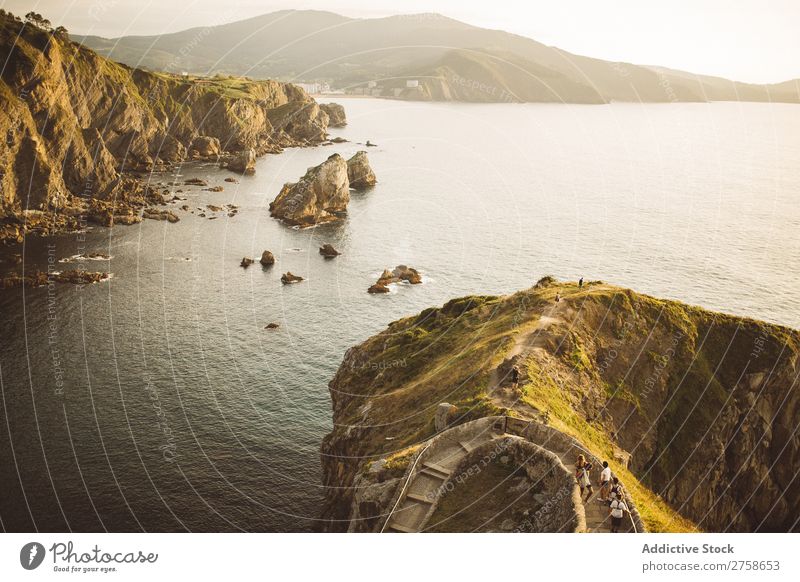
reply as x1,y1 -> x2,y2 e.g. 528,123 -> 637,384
260,250 -> 276,266
269,154 -> 350,225
346,151 -> 377,189
320,103 -> 347,127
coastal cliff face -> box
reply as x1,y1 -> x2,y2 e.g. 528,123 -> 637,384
0,13 -> 329,241
320,281 -> 799,532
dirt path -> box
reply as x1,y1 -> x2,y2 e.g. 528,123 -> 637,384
487,301 -> 567,411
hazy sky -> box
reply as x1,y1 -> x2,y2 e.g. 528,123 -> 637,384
6,0 -> 799,83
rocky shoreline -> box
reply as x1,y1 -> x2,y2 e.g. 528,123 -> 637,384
0,12 -> 340,245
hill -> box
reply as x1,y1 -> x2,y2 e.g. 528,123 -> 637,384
76,10 -> 800,104
0,10 -> 331,242
320,278 -> 799,532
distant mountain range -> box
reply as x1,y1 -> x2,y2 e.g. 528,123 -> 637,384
77,10 -> 800,104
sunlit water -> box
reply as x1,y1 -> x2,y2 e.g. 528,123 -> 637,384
1,99 -> 798,531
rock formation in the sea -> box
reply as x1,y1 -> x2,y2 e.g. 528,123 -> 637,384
367,282 -> 390,294
260,250 -> 275,266
366,266 -> 421,293
185,178 -> 208,186
320,103 -> 347,127
0,10 -> 333,243
265,322 -> 280,329
269,154 -> 350,225
1,269 -> 109,289
142,208 -> 180,223
281,272 -> 304,284
320,280 -> 800,533
346,151 -> 377,190
240,257 -> 254,268
226,149 -> 256,175
319,244 -> 340,258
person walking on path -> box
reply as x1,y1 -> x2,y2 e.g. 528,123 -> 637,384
578,277 -> 583,288
609,495 -> 630,533
555,292 -> 561,304
609,476 -> 625,501
599,461 -> 612,502
575,455 -> 593,502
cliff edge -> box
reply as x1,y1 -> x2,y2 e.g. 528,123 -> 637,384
321,279 -> 799,532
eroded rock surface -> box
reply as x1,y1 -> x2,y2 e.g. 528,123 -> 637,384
346,151 -> 377,189
269,154 -> 349,225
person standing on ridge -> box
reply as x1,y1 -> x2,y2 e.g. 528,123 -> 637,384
579,277 -> 584,288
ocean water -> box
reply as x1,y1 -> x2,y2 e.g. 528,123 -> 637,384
1,99 -> 798,532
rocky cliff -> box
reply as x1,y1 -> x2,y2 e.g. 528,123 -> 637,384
0,11 -> 331,242
320,279 -> 799,532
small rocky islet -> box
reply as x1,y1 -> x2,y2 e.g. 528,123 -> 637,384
368,265 -> 423,293
1,269 -> 110,289
268,151 -> 376,226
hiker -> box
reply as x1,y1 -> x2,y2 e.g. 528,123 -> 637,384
579,277 -> 584,288
609,494 -> 630,533
555,293 -> 561,304
599,461 -> 612,502
510,365 -> 520,388
575,455 -> 593,502
609,477 -> 625,501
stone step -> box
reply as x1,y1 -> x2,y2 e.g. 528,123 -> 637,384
419,468 -> 448,481
406,492 -> 434,504
458,440 -> 476,453
387,522 -> 416,533
422,461 -> 452,477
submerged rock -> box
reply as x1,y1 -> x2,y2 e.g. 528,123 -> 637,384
54,270 -> 109,285
281,272 -> 304,284
346,151 -> 377,190
184,178 -> 208,186
269,154 -> 350,225
240,257 -> 255,268
265,322 -> 280,329
2,270 -> 109,289
319,244 -> 341,258
260,250 -> 275,266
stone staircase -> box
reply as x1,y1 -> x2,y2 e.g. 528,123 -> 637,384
382,416 -> 642,533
